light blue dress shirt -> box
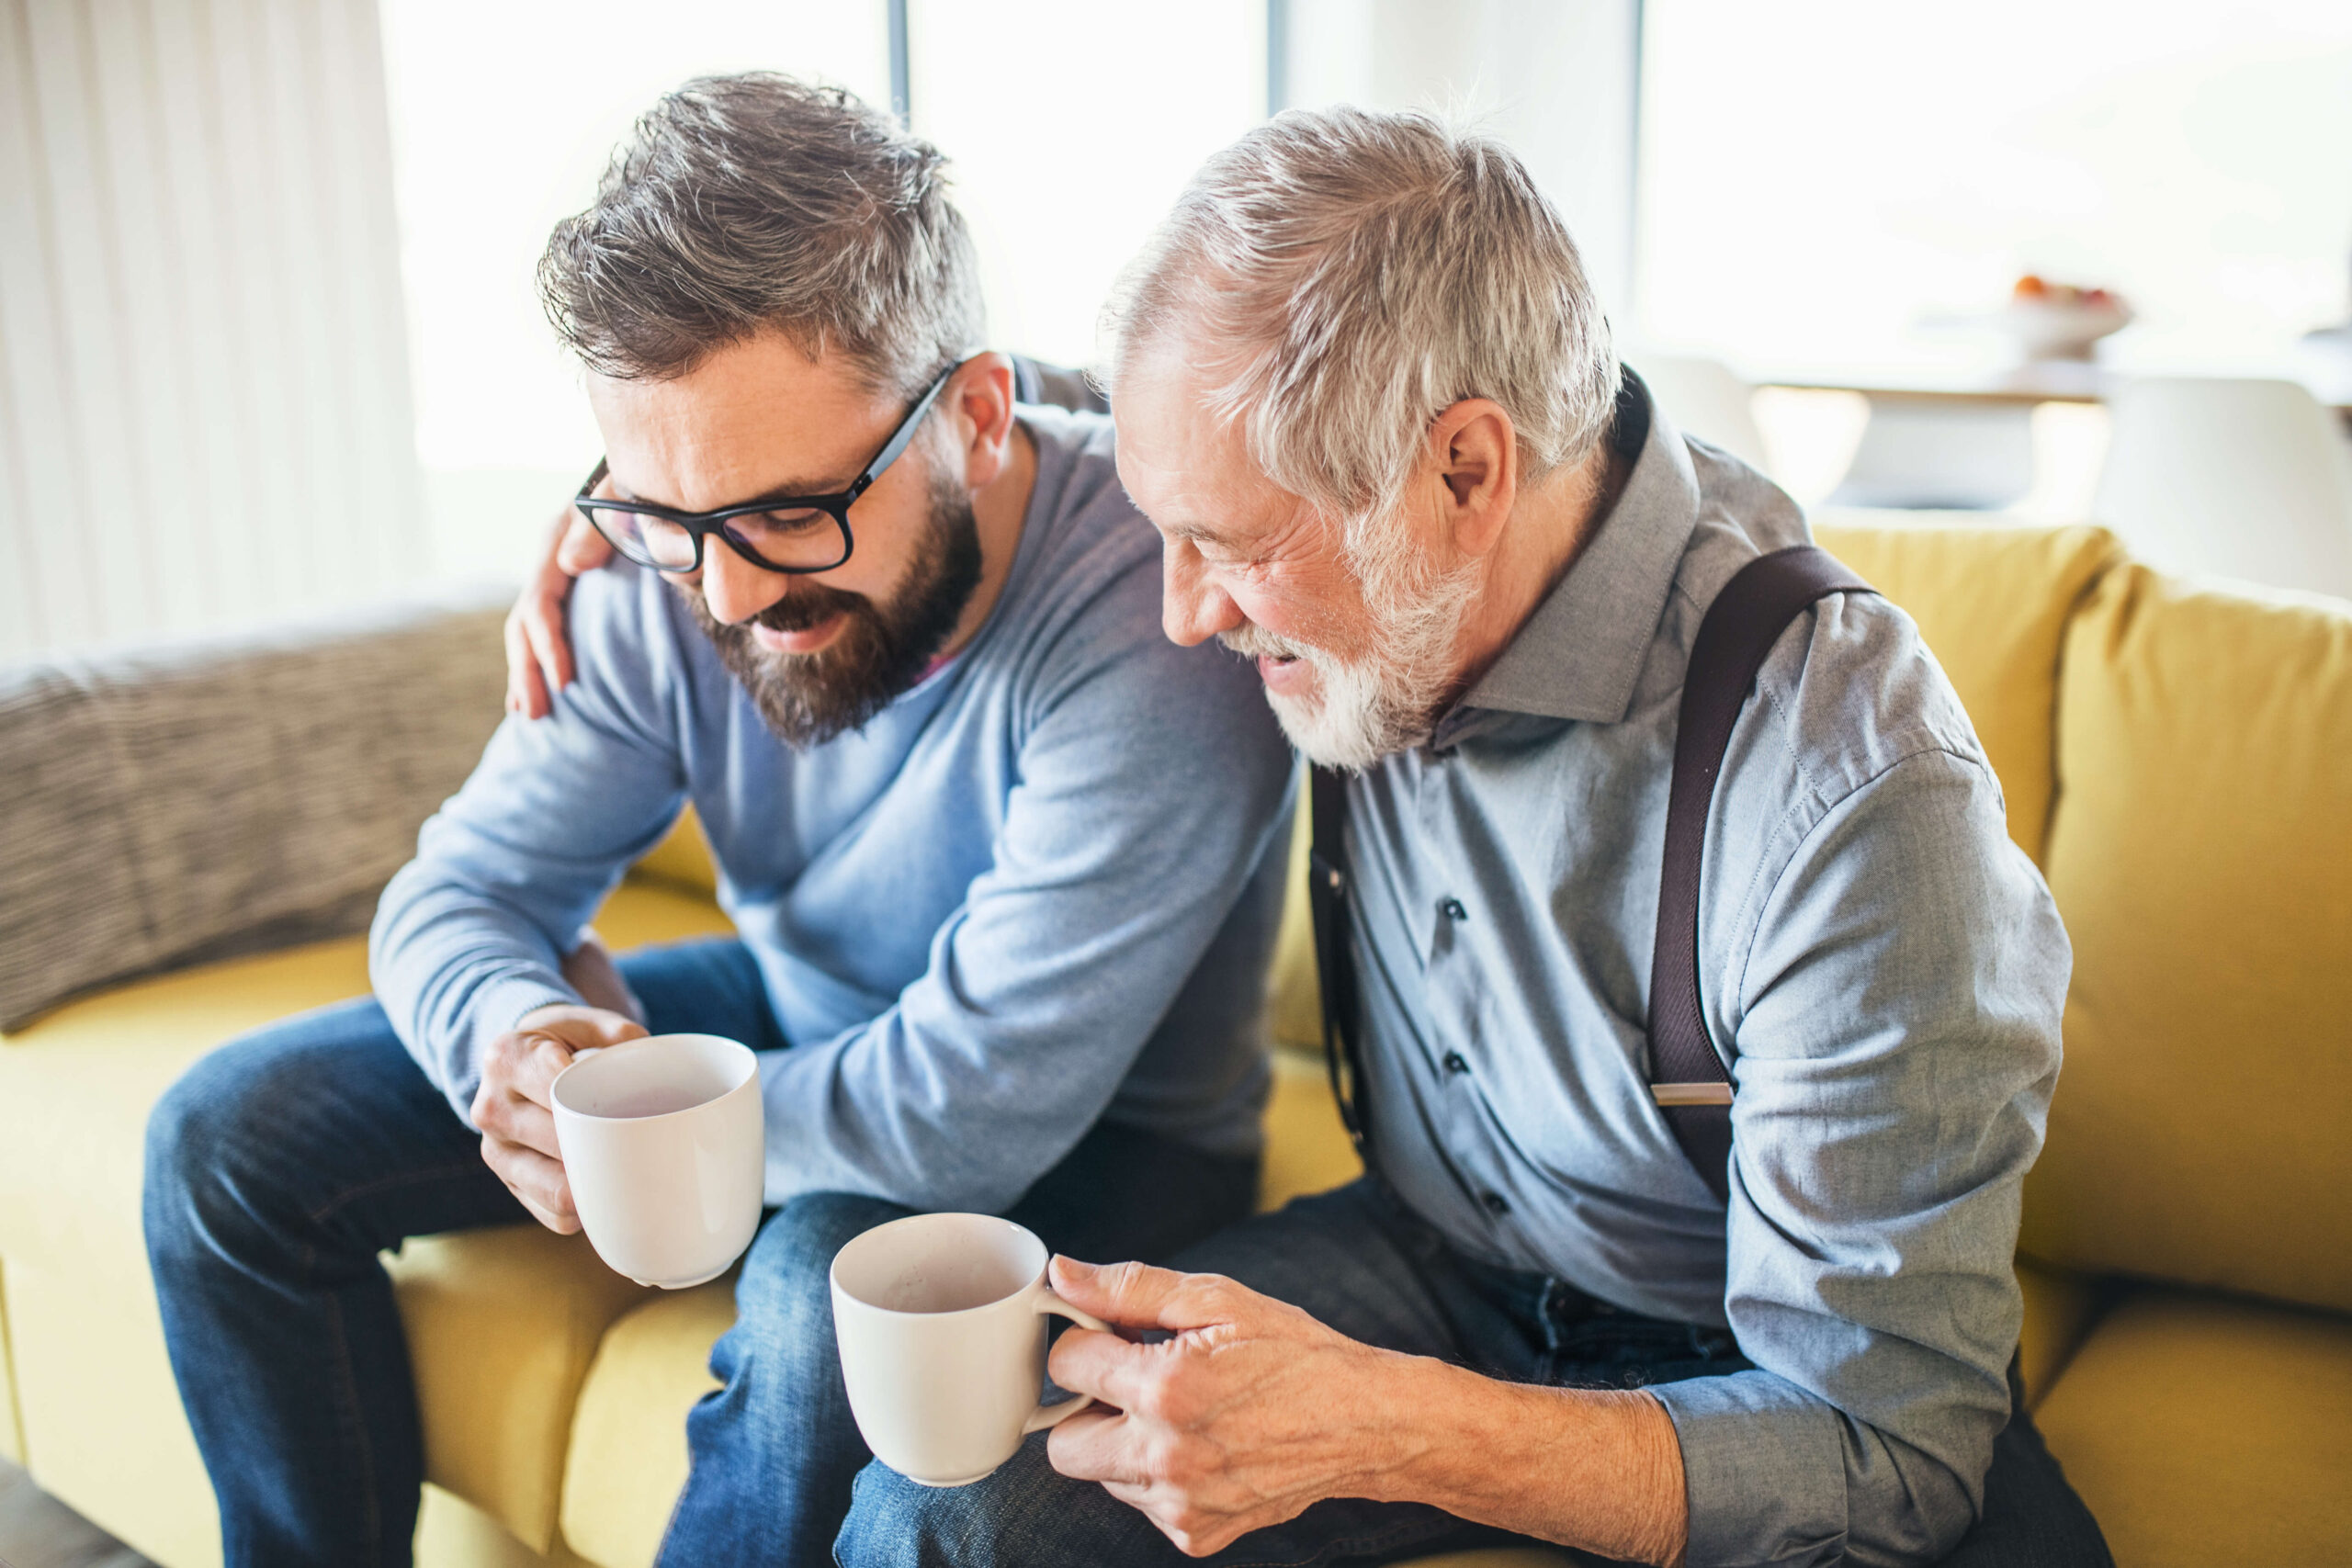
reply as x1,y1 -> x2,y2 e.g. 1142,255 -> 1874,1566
371,407 -> 1296,1213
1344,380 -> 2070,1565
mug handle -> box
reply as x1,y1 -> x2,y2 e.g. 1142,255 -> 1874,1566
1022,1289 -> 1113,1435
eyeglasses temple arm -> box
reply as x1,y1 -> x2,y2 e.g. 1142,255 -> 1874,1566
858,361 -> 965,490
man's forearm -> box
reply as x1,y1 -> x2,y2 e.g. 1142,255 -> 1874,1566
1361,1351 -> 1688,1567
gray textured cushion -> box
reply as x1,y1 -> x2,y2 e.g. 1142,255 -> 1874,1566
0,589 -> 511,1032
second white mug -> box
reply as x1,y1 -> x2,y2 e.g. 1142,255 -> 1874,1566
831,1213 -> 1110,1486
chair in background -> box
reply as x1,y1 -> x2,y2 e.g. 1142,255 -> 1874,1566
1826,396 -> 2037,512
1630,355 -> 1771,473
2094,377 -> 2352,601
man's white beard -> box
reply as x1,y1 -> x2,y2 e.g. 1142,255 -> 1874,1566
1221,546 -> 1482,773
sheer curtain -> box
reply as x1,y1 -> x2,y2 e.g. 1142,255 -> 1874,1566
0,0 -> 421,660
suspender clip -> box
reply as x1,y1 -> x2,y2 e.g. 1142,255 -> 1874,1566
1651,1082 -> 1734,1107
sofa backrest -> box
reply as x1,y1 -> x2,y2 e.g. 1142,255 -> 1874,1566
1811,514 -> 2118,865
2022,564 -> 2352,1314
0,592 -> 509,1033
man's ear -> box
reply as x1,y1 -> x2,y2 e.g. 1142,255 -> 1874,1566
1428,398 -> 1517,559
948,353 -> 1021,489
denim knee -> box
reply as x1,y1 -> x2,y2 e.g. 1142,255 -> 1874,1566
143,1040 -> 283,1267
834,1441 -> 1148,1568
708,1192 -> 911,1394
836,1457 -> 1004,1568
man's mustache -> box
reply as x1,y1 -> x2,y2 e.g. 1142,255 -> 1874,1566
1218,622 -> 1308,662
740,583 -> 871,637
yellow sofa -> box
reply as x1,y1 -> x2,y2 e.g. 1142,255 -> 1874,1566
2,518 -> 2346,1568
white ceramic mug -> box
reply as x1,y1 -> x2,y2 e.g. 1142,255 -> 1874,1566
831,1213 -> 1111,1486
550,1032 -> 763,1289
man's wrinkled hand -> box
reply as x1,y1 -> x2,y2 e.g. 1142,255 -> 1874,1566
1043,1257 -> 1416,1558
503,502 -> 614,719
469,1004 -> 647,1233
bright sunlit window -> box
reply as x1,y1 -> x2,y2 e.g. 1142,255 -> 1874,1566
379,1 -> 1271,580
909,0 -> 1267,372
1637,0 -> 2352,372
379,1 -> 890,479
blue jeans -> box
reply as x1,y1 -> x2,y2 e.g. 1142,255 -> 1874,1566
142,938 -> 1258,1568
835,1179 -> 2111,1568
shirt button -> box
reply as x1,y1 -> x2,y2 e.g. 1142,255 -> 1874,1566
1480,1190 -> 1510,1216
1440,897 -> 1467,921
1442,1051 -> 1470,1076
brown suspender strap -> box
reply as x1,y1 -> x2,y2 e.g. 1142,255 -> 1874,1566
1307,764 -> 1368,1149
1303,545 -> 1875,1185
1647,545 -> 1875,1202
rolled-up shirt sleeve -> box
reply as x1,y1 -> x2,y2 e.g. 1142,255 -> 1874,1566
1652,747 -> 2069,1568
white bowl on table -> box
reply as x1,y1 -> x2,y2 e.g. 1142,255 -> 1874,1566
1996,295 -> 2133,362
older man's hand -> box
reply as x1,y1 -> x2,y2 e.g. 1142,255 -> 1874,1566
1041,1256 -> 1426,1557
1043,1255 -> 1692,1566
503,502 -> 614,719
469,1003 -> 648,1233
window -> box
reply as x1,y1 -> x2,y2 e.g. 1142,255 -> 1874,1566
379,0 -> 890,576
908,0 -> 1269,371
380,1 -> 1295,580
1636,0 -> 2352,371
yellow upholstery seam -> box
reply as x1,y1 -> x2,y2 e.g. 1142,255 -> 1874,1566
2031,531 -> 2125,866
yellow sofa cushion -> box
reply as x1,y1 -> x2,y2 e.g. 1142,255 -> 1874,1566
559,1283 -> 732,1568
628,807 -> 718,899
0,877 -> 734,1565
2015,1256 -> 2100,1411
2033,1288 -> 2352,1568
1259,1048 -> 1364,1211
1811,515 -> 2119,865
391,1227 -> 655,1555
2025,566 -> 2352,1313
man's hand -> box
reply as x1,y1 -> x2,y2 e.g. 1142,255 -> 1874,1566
561,929 -> 647,1027
469,1003 -> 647,1232
504,502 -> 615,719
1043,1256 -> 1690,1565
1042,1257 -> 1420,1556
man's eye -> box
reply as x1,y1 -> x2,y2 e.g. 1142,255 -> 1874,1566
738,508 -> 832,537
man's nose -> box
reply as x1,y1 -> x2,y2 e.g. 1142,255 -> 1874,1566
1161,539 -> 1244,649
697,543 -> 791,626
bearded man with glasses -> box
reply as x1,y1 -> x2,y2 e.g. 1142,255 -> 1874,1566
141,73 -> 1292,1568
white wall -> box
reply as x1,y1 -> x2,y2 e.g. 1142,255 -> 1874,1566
0,0 -> 423,661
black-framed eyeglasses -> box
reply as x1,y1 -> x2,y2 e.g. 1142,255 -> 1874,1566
571,356 -> 969,576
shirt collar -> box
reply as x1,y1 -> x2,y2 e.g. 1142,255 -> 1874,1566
1448,369 -> 1702,730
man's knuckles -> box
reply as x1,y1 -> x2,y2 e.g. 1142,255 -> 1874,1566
1130,1358 -> 1214,1428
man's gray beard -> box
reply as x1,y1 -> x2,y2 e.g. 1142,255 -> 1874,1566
1219,544 -> 1482,773
683,468 -> 983,748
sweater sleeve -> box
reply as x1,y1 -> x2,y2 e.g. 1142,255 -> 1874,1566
368,568 -> 686,1118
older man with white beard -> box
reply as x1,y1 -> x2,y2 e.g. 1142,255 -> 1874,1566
819,110 -> 2114,1568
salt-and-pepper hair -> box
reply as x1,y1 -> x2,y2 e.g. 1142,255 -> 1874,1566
538,73 -> 983,397
1102,106 -> 1619,558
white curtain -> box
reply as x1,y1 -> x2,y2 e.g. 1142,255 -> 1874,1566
0,0 -> 423,661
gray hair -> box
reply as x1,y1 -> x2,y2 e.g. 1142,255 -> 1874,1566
538,72 -> 983,394
1102,106 -> 1618,546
